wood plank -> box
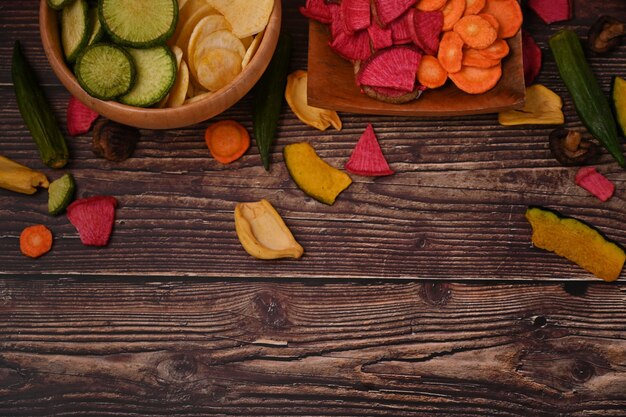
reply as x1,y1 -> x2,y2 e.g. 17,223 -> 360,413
0,0 -> 625,279
0,278 -> 625,416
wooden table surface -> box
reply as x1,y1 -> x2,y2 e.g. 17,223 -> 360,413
1,0 -> 625,415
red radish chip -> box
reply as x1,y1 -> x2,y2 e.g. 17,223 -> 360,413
575,167 -> 615,202
330,29 -> 373,61
372,0 -> 418,26
300,0 -> 333,24
67,96 -> 99,136
411,10 -> 443,56
356,46 -> 421,92
367,23 -> 393,50
389,9 -> 415,45
67,196 -> 118,246
346,124 -> 394,176
328,3 -> 345,40
341,0 -> 371,34
527,0 -> 572,24
522,30 -> 542,86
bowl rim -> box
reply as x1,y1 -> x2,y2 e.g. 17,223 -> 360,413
39,0 -> 282,129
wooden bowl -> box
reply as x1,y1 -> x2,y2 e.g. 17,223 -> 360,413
39,0 -> 281,129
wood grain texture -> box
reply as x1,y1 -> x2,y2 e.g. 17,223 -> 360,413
1,278 -> 625,416
0,0 -> 625,280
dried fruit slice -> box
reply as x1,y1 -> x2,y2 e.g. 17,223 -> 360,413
234,199 -> 304,260
356,46 -> 421,93
195,48 -> 242,91
67,96 -> 99,136
522,29 -> 542,86
206,0 -> 273,38
575,167 -> 615,202
345,124 -> 394,176
341,0 -> 371,33
527,0 -> 572,24
372,0 -> 418,26
526,206 -> 625,282
285,70 -> 342,131
410,10 -> 443,56
284,142 -> 352,205
66,196 -> 118,247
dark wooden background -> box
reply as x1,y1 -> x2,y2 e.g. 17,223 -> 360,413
1,0 -> 625,415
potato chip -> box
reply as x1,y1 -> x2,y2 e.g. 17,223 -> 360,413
195,48 -> 242,91
206,0 -> 273,38
165,59 -> 190,107
240,36 -> 253,49
169,0 -> 215,46
241,29 -> 265,69
184,91 -> 214,104
191,29 -> 245,79
187,15 -> 231,75
176,6 -> 221,60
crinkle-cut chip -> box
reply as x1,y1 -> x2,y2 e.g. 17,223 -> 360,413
187,15 -> 231,75
184,91 -> 214,104
330,29 -> 372,61
191,29 -> 245,79
196,48 -> 242,91
206,0 -> 273,38
341,0 -> 371,34
372,0 -> 418,26
242,29 -> 265,69
169,0 -> 216,46
166,59 -> 190,107
356,46 -> 421,92
172,5 -> 217,60
346,124 -> 394,176
300,0 -> 333,24
389,9 -> 414,45
367,22 -> 393,50
411,10 -> 443,55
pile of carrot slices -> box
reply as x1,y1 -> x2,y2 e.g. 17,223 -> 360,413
417,0 -> 522,94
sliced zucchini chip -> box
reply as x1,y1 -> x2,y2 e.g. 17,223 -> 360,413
119,46 -> 177,107
61,0 -> 91,62
99,0 -> 178,47
75,43 -> 136,100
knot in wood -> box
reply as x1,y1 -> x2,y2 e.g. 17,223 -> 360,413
419,282 -> 451,306
156,354 -> 198,382
254,291 -> 289,328
571,359 -> 595,382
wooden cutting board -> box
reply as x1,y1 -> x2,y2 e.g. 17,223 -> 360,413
307,21 -> 526,116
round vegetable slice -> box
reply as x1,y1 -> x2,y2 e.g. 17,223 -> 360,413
99,0 -> 178,47
20,225 -> 53,259
119,46 -> 177,107
204,120 -> 250,164
75,43 -> 136,100
195,48 -> 242,91
61,0 -> 90,62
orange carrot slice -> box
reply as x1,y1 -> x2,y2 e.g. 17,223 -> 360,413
478,38 -> 510,59
418,55 -> 448,88
463,0 -> 485,15
441,0 -> 466,31
204,120 -> 251,164
415,0 -> 447,11
478,13 -> 499,33
449,64 -> 502,94
453,15 -> 497,49
438,30 -> 464,73
462,48 -> 501,68
481,0 -> 523,39
20,224 -> 53,259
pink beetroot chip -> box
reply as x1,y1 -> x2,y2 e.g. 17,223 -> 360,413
346,124 -> 394,176
67,196 -> 118,246
341,0 -> 371,34
575,167 -> 615,202
367,22 -> 393,50
67,96 -> 99,136
389,9 -> 414,45
522,30 -> 542,86
330,28 -> 373,61
527,0 -> 572,24
372,0 -> 418,26
356,46 -> 421,92
411,10 -> 443,56
300,0 -> 333,24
